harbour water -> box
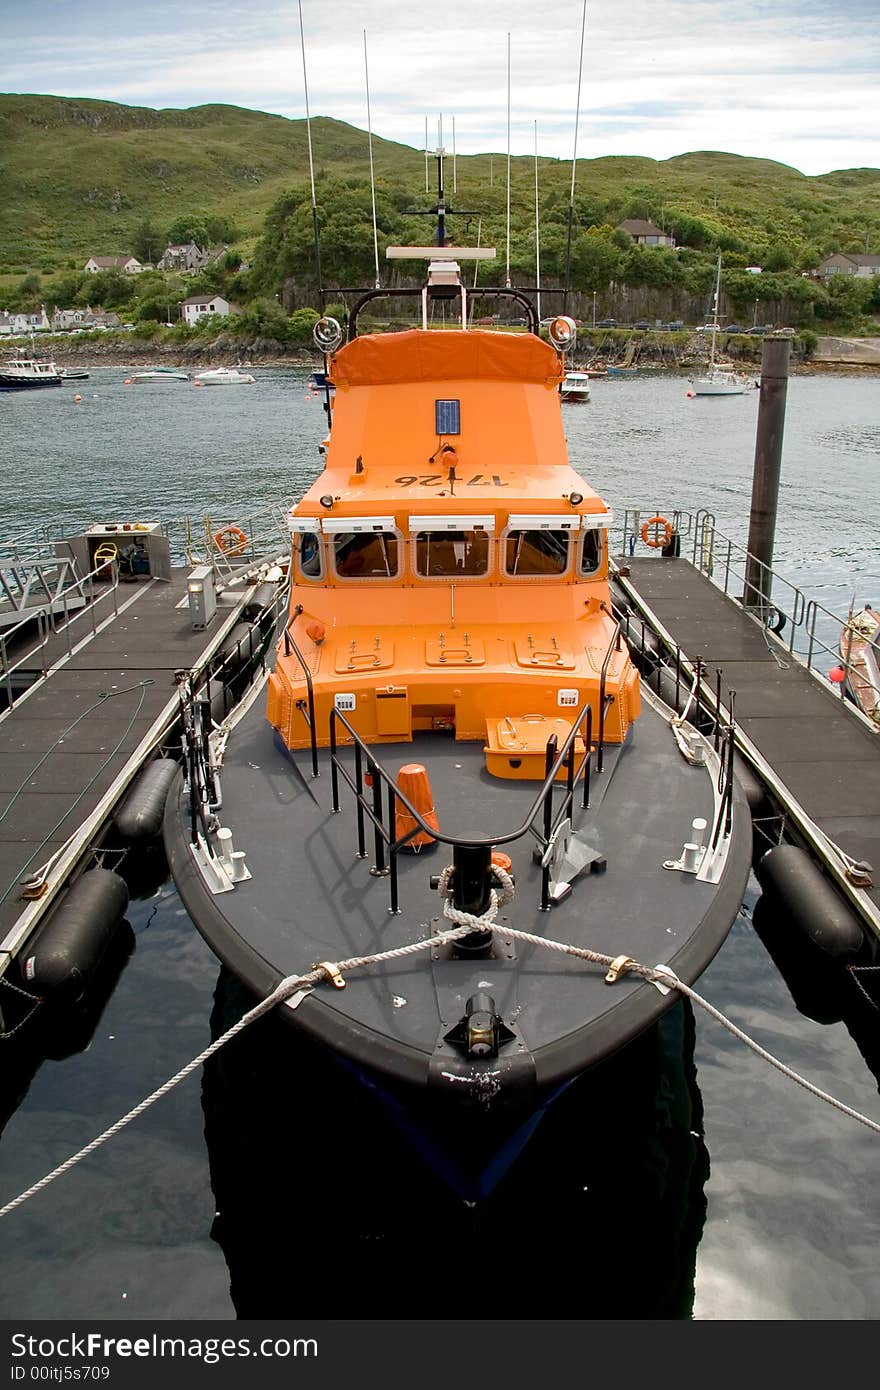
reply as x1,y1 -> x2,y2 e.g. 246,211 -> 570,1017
0,364 -> 878,1320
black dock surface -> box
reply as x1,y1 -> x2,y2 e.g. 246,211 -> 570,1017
623,554 -> 880,915
0,571 -> 243,944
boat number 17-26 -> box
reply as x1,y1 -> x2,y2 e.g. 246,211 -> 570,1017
393,473 -> 509,487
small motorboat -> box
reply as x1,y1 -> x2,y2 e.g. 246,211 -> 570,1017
128,368 -> 190,383
560,370 -> 591,402
58,367 -> 90,381
840,607 -> 880,726
0,356 -> 62,391
193,367 -> 255,386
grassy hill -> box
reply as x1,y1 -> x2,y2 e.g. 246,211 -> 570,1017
1,93 -> 879,277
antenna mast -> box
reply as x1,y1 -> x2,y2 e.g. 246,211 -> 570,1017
297,0 -> 324,310
363,30 -> 380,288
534,121 -> 542,322
564,0 -> 587,313
505,32 -> 512,288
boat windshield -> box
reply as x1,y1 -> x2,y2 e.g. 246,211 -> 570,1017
579,529 -> 602,575
333,530 -> 399,579
295,532 -> 323,580
505,529 -> 570,577
414,530 -> 489,577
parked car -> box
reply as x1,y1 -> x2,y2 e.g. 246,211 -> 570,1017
774,326 -> 797,336
632,319 -> 653,330
723,323 -> 745,334
595,317 -> 617,328
665,319 -> 685,331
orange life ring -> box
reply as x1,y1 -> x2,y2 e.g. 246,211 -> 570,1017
214,525 -> 248,557
640,515 -> 673,549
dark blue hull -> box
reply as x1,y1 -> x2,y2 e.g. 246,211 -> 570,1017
0,377 -> 63,391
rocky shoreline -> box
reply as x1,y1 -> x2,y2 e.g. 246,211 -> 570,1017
19,333 -> 880,377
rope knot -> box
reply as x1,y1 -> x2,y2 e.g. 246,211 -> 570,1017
436,860 -> 516,931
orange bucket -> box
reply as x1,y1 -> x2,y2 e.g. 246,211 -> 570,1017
394,764 -> 439,849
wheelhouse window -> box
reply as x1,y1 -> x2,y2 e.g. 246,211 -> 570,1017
415,529 -> 490,578
288,520 -> 324,582
333,530 -> 399,579
505,529 -> 570,577
295,531 -> 323,580
579,527 -> 603,576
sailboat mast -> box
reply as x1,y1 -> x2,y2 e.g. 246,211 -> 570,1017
709,250 -> 721,371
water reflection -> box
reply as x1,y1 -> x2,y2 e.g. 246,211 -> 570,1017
202,970 -> 710,1319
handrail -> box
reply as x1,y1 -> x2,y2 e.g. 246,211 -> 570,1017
0,608 -> 50,709
329,699 -> 596,914
343,285 -> 539,340
283,607 -> 319,779
51,558 -> 120,653
621,507 -> 880,712
597,602 -> 622,773
330,702 -> 594,851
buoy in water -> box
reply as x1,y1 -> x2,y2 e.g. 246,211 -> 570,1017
124,378 -> 131,385
19,867 -> 129,1002
113,758 -> 179,841
756,844 -> 864,958
686,390 -> 695,398
74,394 -> 82,403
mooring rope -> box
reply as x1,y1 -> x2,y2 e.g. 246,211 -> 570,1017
1,871 -> 878,1221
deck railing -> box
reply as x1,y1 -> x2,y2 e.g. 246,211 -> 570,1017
616,507 -> 880,725
328,701 -> 597,916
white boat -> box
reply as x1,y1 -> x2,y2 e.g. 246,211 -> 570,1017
129,369 -> 190,383
0,356 -> 62,391
840,606 -> 880,726
193,367 -> 255,386
560,371 -> 591,402
690,254 -> 757,396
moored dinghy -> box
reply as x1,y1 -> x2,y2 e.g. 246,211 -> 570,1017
164,243 -> 751,1195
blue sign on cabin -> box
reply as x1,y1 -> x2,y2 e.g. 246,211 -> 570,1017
435,399 -> 461,435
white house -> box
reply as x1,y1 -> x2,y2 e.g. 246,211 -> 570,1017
84,255 -> 143,274
0,312 -> 14,335
7,307 -> 50,334
52,306 -> 90,331
180,294 -> 237,326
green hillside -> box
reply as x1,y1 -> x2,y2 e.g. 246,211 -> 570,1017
0,94 -> 425,269
2,92 -> 878,275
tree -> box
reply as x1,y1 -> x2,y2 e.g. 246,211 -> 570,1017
764,242 -> 794,272
204,214 -> 240,245
166,215 -> 210,249
132,221 -> 163,265
568,231 -> 622,292
18,272 -> 42,300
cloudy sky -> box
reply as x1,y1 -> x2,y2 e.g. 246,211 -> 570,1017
2,0 -> 877,175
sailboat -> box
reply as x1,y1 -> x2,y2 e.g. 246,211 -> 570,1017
690,253 -> 757,396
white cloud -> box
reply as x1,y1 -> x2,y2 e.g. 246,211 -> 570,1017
2,0 -> 878,174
